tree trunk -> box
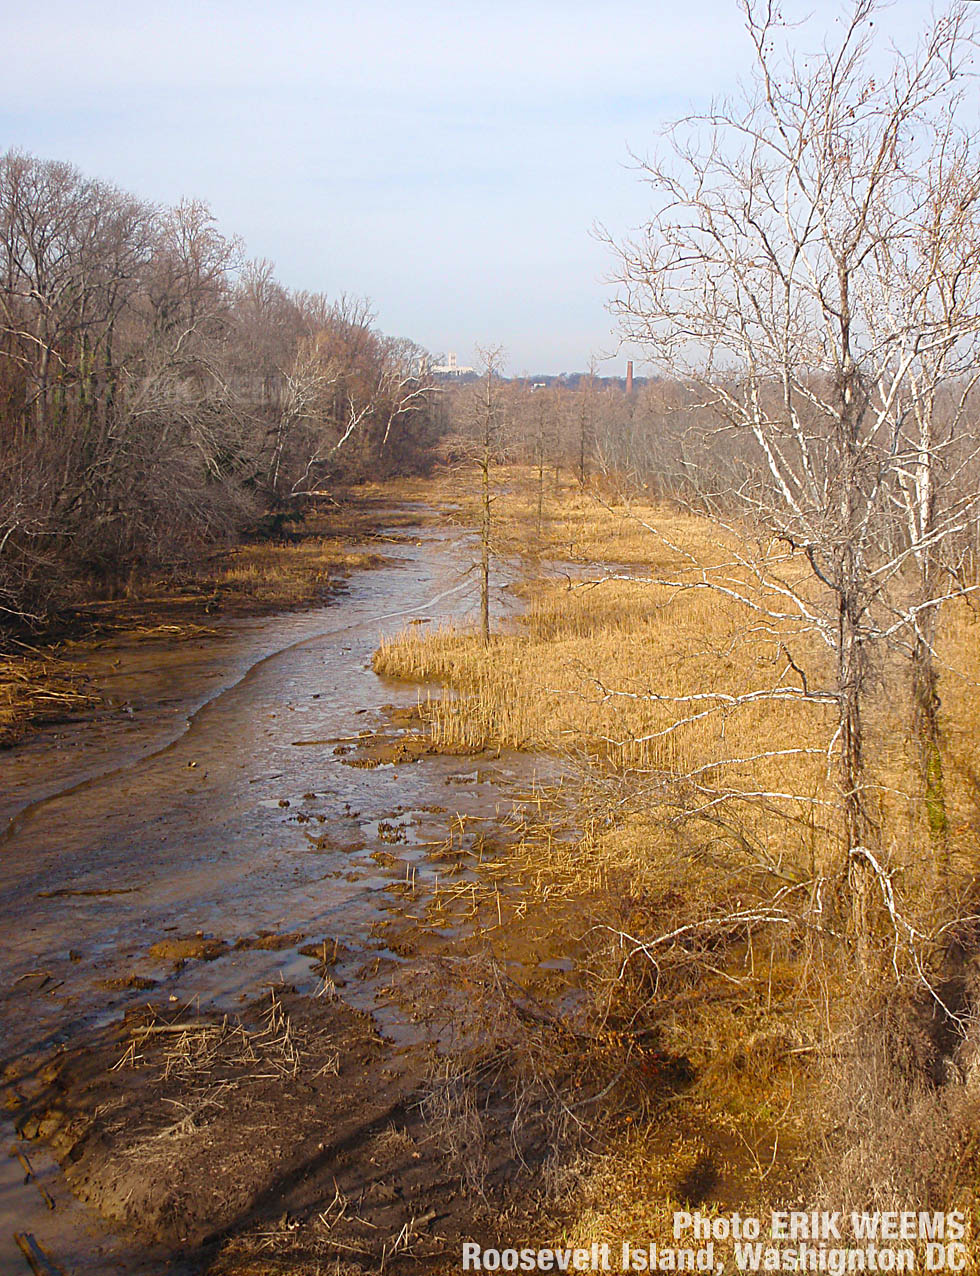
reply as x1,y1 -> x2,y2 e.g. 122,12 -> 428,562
912,619 -> 949,894
578,407 -> 587,485
537,445 -> 544,541
480,439 -> 491,645
839,604 -> 875,958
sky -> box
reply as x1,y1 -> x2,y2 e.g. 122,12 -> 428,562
0,0 -> 945,375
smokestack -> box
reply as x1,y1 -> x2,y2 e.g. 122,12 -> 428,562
626,360 -> 634,394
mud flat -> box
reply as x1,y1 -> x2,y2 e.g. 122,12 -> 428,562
0,514 -> 561,1274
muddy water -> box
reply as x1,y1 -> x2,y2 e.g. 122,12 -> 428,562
0,515 -> 550,1275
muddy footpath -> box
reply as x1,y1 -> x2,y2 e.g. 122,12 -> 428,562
0,511 -> 567,1276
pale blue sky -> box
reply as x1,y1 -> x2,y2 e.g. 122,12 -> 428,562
0,1 -> 943,373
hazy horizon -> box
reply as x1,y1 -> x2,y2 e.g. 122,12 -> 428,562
2,0 -> 943,375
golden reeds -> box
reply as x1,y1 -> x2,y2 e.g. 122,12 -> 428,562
373,467 -> 980,1248
375,470 -> 980,906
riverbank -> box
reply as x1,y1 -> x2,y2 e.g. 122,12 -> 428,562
0,484 -> 440,749
0,489 -> 567,1274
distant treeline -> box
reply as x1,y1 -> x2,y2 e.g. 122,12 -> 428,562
0,150 -> 447,627
443,370 -> 704,502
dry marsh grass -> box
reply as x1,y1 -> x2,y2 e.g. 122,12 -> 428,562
377,469 -> 980,903
0,651 -> 97,746
410,803 -> 823,1248
375,466 -> 980,1242
208,537 -> 380,607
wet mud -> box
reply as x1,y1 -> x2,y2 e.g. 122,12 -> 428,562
0,513 -> 558,1274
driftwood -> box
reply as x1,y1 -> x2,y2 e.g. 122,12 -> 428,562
8,1146 -> 55,1210
128,1021 -> 207,1036
37,887 -> 138,898
13,1233 -> 65,1276
9,1145 -> 34,1182
11,971 -> 51,989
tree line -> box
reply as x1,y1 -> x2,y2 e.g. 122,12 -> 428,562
0,150 -> 445,629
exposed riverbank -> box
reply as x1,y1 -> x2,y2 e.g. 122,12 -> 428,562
0,484 -> 426,751
1,490 -> 567,1274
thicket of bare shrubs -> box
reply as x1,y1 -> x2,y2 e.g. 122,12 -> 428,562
0,150 -> 446,634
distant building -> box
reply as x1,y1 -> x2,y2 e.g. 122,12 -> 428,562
432,351 -> 474,377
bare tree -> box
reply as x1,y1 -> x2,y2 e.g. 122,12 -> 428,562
881,145 -> 980,888
608,0 -> 980,949
476,348 -> 506,643
0,150 -> 446,627
578,358 -> 598,485
532,386 -> 559,540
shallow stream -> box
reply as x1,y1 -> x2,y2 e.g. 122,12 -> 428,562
0,512 -> 553,1275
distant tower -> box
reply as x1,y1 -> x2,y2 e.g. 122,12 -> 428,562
626,360 -> 634,394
